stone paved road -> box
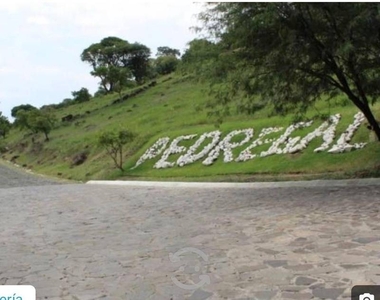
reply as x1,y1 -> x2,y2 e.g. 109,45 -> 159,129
1,165 -> 380,299
0,162 -> 63,188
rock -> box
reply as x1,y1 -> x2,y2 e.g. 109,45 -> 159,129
264,260 -> 288,268
10,155 -> 19,162
189,289 -> 213,300
312,288 -> 345,299
71,152 -> 87,166
295,276 -> 317,286
61,114 -> 73,122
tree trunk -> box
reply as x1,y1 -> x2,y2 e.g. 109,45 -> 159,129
119,147 -> 124,171
360,103 -> 380,141
44,131 -> 49,141
342,89 -> 380,141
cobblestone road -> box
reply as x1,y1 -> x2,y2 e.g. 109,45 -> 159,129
1,164 -> 380,299
0,162 -> 62,188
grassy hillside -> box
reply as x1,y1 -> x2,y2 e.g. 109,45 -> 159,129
2,75 -> 380,182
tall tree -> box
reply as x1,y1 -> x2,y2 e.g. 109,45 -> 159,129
81,37 -> 151,92
198,3 -> 380,140
126,43 -> 151,84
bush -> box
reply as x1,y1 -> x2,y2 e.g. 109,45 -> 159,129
0,140 -> 8,153
72,88 -> 92,103
155,56 -> 179,75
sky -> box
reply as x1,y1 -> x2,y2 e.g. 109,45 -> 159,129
0,0 -> 204,119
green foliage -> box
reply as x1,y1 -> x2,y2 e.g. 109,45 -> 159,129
108,67 -> 133,100
197,3 -> 380,140
81,36 -> 151,91
0,139 -> 7,153
72,88 -> 92,103
14,109 -> 56,141
11,104 -> 37,118
157,46 -> 180,57
0,112 -> 11,138
155,55 -> 179,75
59,98 -> 74,108
94,87 -> 107,98
180,39 -> 226,79
97,129 -> 135,171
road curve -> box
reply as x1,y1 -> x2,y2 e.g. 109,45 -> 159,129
0,161 -> 64,188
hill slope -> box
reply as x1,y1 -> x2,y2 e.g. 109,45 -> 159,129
2,75 -> 380,181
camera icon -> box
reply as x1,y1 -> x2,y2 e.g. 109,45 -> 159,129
359,293 -> 375,300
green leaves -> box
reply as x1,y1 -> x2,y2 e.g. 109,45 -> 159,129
0,112 -> 11,138
81,36 -> 151,92
97,129 -> 135,171
71,87 -> 92,103
155,55 -> 179,75
156,46 -> 180,57
11,104 -> 37,118
14,109 -> 56,141
196,3 -> 380,139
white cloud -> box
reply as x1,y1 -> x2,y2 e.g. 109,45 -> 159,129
0,67 -> 17,75
26,15 -> 50,25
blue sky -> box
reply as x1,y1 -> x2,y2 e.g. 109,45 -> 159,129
0,1 -> 203,119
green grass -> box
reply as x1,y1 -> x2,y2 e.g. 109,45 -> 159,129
2,74 -> 380,181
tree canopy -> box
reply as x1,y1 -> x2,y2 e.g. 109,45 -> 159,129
196,3 -> 380,140
14,109 -> 56,141
81,37 -> 151,92
155,55 -> 179,75
11,104 -> 37,118
154,46 -> 181,75
72,87 -> 92,103
156,46 -> 180,57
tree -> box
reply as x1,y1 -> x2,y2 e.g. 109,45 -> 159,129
155,55 -> 179,75
57,98 -> 74,108
111,67 -> 133,100
156,46 -> 180,57
127,43 -> 152,84
97,129 -> 135,171
198,3 -> 380,140
94,87 -> 107,98
27,110 -> 56,141
180,39 -> 224,78
11,104 -> 37,118
14,109 -> 56,141
155,46 -> 181,75
14,110 -> 35,132
0,112 -> 11,138
72,87 -> 92,103
81,37 -> 151,92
